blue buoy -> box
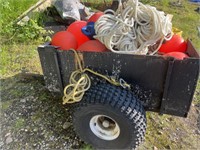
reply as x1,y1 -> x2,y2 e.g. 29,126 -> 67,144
81,22 -> 96,39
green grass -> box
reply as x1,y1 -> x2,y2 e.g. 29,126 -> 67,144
0,0 -> 45,77
14,118 -> 25,130
82,144 -> 93,150
0,0 -> 49,45
139,110 -> 199,149
0,43 -> 42,77
150,0 -> 200,51
0,0 -> 38,25
1,100 -> 13,110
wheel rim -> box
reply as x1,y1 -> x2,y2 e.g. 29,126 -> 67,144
89,115 -> 120,141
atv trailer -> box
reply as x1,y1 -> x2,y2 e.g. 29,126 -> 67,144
37,40 -> 199,149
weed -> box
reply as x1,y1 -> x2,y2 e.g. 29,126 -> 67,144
0,0 -> 51,45
161,0 -> 169,7
82,144 -> 93,150
0,0 -> 38,24
14,118 -> 25,130
1,100 -> 13,110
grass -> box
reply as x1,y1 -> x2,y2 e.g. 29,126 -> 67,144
0,0 -> 38,24
0,0 -> 38,29
0,0 -> 49,45
14,118 -> 25,130
0,43 -> 42,77
149,0 -> 200,50
139,110 -> 199,149
0,0 -> 45,77
1,100 -> 13,110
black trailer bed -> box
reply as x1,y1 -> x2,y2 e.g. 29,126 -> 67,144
38,40 -> 199,117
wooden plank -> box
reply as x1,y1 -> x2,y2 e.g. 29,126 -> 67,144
15,0 -> 51,24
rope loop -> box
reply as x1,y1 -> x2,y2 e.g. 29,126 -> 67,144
62,50 -> 130,104
63,70 -> 91,104
94,0 -> 173,55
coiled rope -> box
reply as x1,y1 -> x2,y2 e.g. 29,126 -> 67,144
63,50 -> 130,104
94,0 -> 173,55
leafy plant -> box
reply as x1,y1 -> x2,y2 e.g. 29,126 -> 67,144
0,0 -> 51,44
1,20 -> 49,44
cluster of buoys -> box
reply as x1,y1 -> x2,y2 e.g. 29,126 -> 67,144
159,30 -> 189,60
51,11 -> 189,59
51,12 -> 107,52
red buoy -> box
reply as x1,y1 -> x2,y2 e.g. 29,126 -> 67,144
67,21 -> 90,47
88,12 -> 104,23
77,40 -> 108,52
164,52 -> 189,60
159,34 -> 187,53
51,31 -> 77,50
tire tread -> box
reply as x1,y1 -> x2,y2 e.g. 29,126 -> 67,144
73,83 -> 146,149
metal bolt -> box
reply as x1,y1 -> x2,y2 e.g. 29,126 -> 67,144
102,120 -> 110,128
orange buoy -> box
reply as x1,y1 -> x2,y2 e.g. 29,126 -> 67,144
164,52 -> 189,60
88,12 -> 104,23
77,40 -> 108,52
67,21 -> 90,47
159,34 -> 187,53
51,31 -> 77,50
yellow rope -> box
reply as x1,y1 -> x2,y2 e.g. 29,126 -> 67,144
62,70 -> 91,104
63,50 -> 130,104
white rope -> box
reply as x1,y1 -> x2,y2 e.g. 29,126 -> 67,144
94,0 -> 173,55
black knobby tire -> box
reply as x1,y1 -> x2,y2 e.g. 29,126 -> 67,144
73,83 -> 146,149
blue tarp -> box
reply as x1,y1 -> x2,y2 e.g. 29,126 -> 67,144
190,0 -> 200,2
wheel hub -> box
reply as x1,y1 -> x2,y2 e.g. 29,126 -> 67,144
102,120 -> 110,128
89,115 -> 120,140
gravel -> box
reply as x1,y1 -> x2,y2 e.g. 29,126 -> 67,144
0,74 -> 87,150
